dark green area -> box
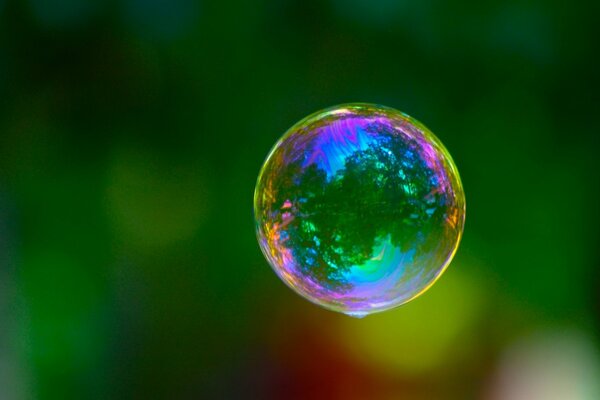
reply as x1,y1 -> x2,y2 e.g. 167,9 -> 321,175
0,0 -> 598,398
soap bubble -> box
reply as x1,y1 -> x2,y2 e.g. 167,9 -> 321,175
254,104 -> 465,317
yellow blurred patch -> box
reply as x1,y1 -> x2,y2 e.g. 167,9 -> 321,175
339,264 -> 486,375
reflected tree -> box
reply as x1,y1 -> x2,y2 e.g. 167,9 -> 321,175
271,127 -> 445,291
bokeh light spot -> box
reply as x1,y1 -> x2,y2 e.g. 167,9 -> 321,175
489,330 -> 600,400
106,146 -> 210,251
332,0 -> 408,25
123,0 -> 199,41
28,0 -> 100,28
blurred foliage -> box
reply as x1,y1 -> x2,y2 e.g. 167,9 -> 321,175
0,0 -> 598,399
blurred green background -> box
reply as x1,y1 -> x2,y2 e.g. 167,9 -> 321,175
0,0 -> 599,399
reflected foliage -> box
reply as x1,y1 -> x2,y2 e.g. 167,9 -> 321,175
271,126 -> 446,290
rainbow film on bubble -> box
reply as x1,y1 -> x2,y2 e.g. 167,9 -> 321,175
254,104 -> 465,317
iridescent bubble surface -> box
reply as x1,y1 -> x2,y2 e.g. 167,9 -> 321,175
254,104 -> 465,317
